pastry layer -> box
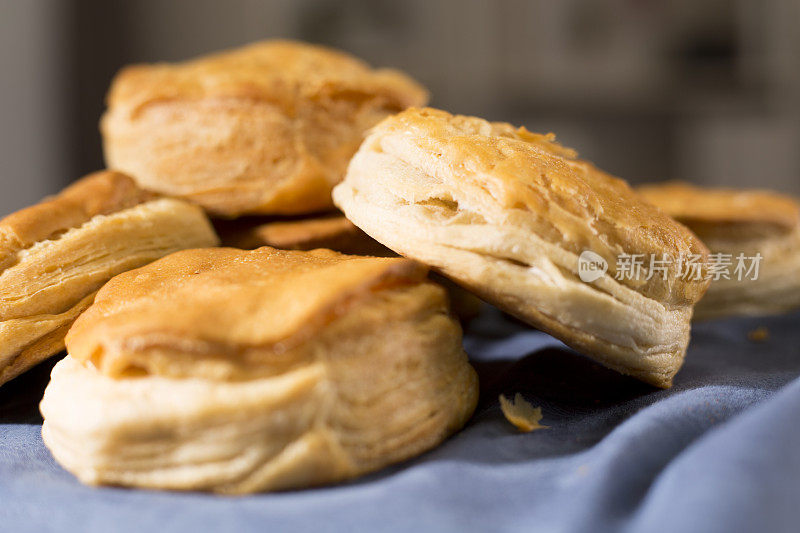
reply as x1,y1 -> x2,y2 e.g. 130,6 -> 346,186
0,174 -> 219,385
102,40 -> 428,216
214,214 -> 391,256
333,108 -> 711,387
0,170 -> 154,272
42,248 -> 478,493
638,181 -> 800,235
639,181 -> 800,319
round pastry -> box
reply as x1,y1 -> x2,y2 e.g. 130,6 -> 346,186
638,181 -> 800,320
333,107 -> 711,388
41,247 -> 478,493
101,40 -> 428,217
0,171 -> 219,386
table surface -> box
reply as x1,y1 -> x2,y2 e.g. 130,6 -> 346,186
2,308 -> 799,533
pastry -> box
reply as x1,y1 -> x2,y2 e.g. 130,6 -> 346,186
214,214 -> 484,321
101,40 -> 428,217
0,171 -> 218,386
638,181 -> 800,319
40,247 -> 478,493
333,107 -> 711,387
214,214 -> 390,256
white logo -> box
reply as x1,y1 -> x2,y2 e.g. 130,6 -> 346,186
578,250 -> 608,283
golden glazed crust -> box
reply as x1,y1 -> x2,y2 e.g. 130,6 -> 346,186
334,107 -> 711,387
638,181 -> 800,319
102,40 -> 429,216
42,247 -> 478,493
0,171 -> 155,271
638,181 -> 800,240
66,247 -> 429,379
0,171 -> 219,385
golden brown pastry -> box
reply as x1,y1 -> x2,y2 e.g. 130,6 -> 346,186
214,214 -> 391,256
40,247 -> 478,493
638,181 -> 800,320
333,107 -> 711,387
0,171 -> 218,386
102,40 -> 428,217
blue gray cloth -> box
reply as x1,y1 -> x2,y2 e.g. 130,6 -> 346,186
2,308 -> 799,533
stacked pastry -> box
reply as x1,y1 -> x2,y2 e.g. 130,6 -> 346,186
101,39 -> 484,323
11,41 -> 478,493
0,171 -> 218,386
8,39 -> 776,494
638,182 -> 800,320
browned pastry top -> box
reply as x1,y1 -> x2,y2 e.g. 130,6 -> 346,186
108,40 -> 428,116
638,181 -> 800,235
66,247 -> 430,378
368,108 -> 710,305
0,171 -> 155,272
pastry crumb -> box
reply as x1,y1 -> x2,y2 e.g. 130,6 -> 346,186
747,326 -> 769,342
499,393 -> 547,432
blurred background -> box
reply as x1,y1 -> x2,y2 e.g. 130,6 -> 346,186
1,0 -> 798,216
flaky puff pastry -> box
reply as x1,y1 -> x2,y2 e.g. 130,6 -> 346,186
41,247 -> 478,493
0,171 -> 218,386
334,108 -> 711,388
638,181 -> 800,320
101,40 -> 428,217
